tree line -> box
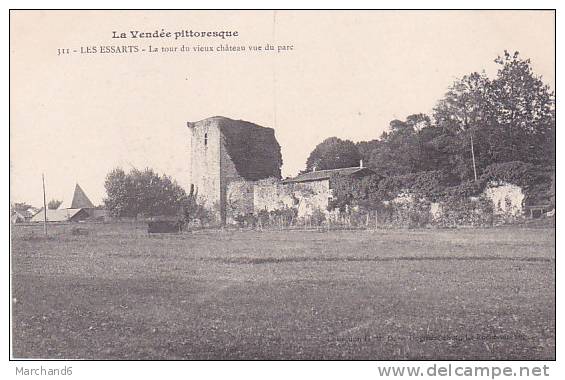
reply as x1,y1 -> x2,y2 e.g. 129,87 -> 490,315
102,51 -> 555,220
306,51 -> 555,209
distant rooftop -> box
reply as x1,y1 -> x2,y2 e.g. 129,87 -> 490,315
283,167 -> 374,184
30,208 -> 86,223
70,183 -> 95,209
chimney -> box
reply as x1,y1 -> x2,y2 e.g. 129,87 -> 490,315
359,159 -> 364,168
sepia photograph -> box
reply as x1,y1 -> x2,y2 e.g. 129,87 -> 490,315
9,9 -> 555,363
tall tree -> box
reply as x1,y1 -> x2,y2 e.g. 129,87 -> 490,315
366,114 -> 446,176
433,72 -> 492,180
103,168 -> 132,217
489,51 -> 555,165
433,52 -> 555,181
305,137 -> 361,172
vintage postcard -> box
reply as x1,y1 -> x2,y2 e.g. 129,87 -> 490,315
9,10 -> 555,364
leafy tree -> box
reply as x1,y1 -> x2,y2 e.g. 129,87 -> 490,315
416,125 -> 454,173
103,167 -> 187,218
47,199 -> 63,210
433,51 -> 555,180
305,137 -> 361,172
324,51 -> 554,213
356,139 -> 382,167
365,114 -> 449,176
489,51 -> 555,165
103,168 -> 132,217
433,72 -> 492,180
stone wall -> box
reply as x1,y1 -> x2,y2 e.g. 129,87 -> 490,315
226,180 -> 255,223
253,178 -> 296,213
220,132 -> 246,223
188,118 -> 222,214
253,178 -> 332,219
483,182 -> 525,217
381,182 -> 525,227
292,181 -> 332,218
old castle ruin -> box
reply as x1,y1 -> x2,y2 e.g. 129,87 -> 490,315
187,116 -> 372,224
188,116 -> 537,226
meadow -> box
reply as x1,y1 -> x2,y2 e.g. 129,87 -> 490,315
11,222 -> 555,360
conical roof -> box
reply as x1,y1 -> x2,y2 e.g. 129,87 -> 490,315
70,183 -> 95,209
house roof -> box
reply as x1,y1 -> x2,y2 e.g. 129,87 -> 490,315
283,167 -> 374,184
11,210 -> 29,221
70,184 -> 95,208
30,208 -> 86,223
12,209 -> 33,218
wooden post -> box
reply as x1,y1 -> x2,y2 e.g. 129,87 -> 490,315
42,173 -> 47,236
470,134 -> 478,181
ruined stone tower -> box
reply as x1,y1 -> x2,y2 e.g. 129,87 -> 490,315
187,116 -> 282,224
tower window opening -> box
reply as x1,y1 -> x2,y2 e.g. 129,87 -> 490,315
204,133 -> 208,146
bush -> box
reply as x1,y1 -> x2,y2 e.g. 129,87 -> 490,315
182,196 -> 214,226
480,161 -> 550,189
480,161 -> 553,206
444,180 -> 487,199
376,199 -> 432,229
310,208 -> 327,226
438,196 -> 494,227
234,213 -> 257,228
257,209 -> 270,227
254,207 -> 298,228
376,171 -> 458,202
328,174 -> 380,212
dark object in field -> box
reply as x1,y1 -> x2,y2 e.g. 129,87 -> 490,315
71,227 -> 89,236
147,221 -> 184,234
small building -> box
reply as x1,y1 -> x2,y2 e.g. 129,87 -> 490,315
282,166 -> 374,185
280,166 -> 375,217
10,206 -> 38,223
226,165 -> 375,222
29,183 -> 107,223
30,208 -> 90,223
11,210 -> 30,224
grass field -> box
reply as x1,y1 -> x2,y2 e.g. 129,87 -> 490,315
11,223 -> 555,360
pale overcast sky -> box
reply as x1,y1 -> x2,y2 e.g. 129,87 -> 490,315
10,10 -> 555,206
